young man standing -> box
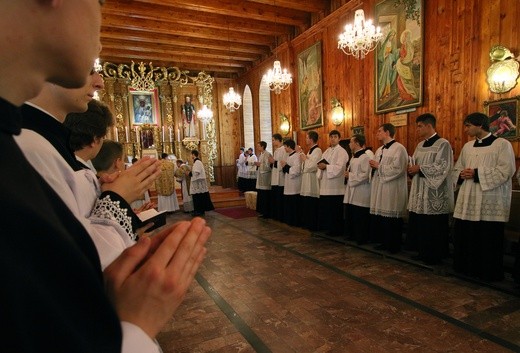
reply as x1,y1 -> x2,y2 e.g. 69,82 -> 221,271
280,138 -> 302,226
407,113 -> 453,264
299,130 -> 322,230
343,134 -> 373,244
190,149 -> 215,216
318,130 -> 349,236
452,112 -> 515,281
268,133 -> 288,221
369,123 -> 408,253
254,141 -> 272,218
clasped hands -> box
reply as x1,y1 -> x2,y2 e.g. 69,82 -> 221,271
99,157 -> 161,204
105,217 -> 211,339
459,168 -> 475,180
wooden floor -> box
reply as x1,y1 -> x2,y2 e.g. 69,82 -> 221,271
156,210 -> 520,353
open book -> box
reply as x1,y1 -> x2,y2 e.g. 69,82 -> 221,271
137,209 -> 167,231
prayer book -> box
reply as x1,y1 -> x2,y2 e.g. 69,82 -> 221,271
137,209 -> 167,231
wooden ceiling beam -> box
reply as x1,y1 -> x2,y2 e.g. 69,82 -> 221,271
244,0 -> 328,13
102,15 -> 273,46
101,2 -> 293,36
127,0 -> 310,29
100,29 -> 270,55
101,49 -> 247,68
101,42 -> 259,63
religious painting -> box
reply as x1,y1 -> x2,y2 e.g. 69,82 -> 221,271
375,0 -> 424,114
484,96 -> 519,140
129,88 -> 160,125
298,41 -> 323,130
352,125 -> 365,136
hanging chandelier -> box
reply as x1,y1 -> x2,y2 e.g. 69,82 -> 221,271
338,9 -> 383,60
264,60 -> 292,94
197,104 -> 213,123
223,22 -> 242,112
223,87 -> 242,112
263,0 -> 292,94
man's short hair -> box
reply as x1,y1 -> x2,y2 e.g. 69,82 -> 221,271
272,133 -> 283,142
416,113 -> 437,128
329,129 -> 341,138
307,130 -> 318,143
380,123 -> 396,137
240,147 -> 245,151
191,149 -> 199,158
464,112 -> 490,131
259,141 -> 267,149
91,140 -> 123,173
352,134 -> 366,147
283,139 -> 296,150
64,100 -> 113,152
161,153 -> 168,159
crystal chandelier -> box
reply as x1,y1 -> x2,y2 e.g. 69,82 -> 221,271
197,105 -> 213,123
263,0 -> 292,94
264,61 -> 292,94
338,9 -> 383,60
223,87 -> 242,112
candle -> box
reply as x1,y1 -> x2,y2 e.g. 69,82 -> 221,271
114,127 -> 119,142
125,126 -> 129,142
176,127 -> 181,141
162,126 -> 165,142
293,131 -> 297,143
169,127 -> 173,142
135,127 -> 139,144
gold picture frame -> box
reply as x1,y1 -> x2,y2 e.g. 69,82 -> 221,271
129,88 -> 160,125
298,41 -> 323,130
375,0 -> 424,114
484,96 -> 519,140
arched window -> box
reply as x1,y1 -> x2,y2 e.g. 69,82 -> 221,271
242,85 -> 254,151
259,77 -> 273,153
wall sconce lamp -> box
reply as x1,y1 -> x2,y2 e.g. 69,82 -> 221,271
486,45 -> 519,94
331,97 -> 344,126
279,113 -> 290,136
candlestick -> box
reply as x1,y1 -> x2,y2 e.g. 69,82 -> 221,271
169,127 -> 173,142
114,127 -> 119,142
176,127 -> 181,141
125,126 -> 129,142
135,127 -> 139,145
161,126 -> 165,142
293,131 -> 297,143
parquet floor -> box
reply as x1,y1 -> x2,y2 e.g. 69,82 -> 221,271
156,211 -> 520,353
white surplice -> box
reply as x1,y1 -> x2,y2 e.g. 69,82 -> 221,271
271,145 -> 288,187
318,145 -> 349,196
283,151 -> 302,195
452,137 -> 515,222
343,150 -> 373,208
370,141 -> 408,218
408,137 -> 454,215
256,150 -> 272,190
300,145 -> 322,198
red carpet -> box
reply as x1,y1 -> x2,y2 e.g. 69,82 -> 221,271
214,206 -> 257,219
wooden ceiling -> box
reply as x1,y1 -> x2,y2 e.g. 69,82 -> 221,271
100,0 -> 335,78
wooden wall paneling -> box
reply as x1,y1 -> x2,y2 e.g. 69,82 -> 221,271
236,0 -> 520,176
214,78 -> 242,186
